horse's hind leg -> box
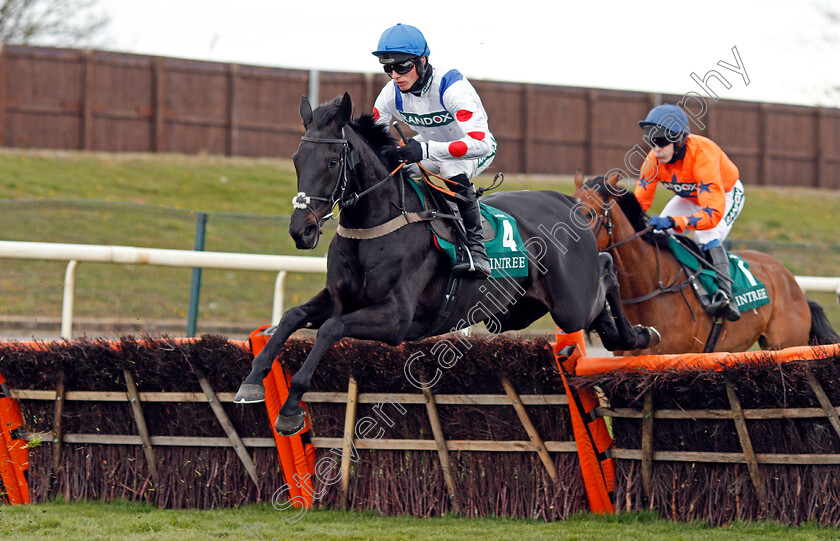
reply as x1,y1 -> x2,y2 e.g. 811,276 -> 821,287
234,288 -> 334,404
593,253 -> 660,351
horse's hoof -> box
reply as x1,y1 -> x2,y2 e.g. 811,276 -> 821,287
275,411 -> 307,437
646,326 -> 661,348
233,384 -> 265,404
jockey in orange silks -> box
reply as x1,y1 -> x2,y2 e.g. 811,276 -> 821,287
635,104 -> 744,322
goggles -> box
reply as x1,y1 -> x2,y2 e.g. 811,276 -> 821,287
651,136 -> 674,148
383,59 -> 416,75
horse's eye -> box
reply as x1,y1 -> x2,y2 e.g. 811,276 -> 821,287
328,159 -> 339,169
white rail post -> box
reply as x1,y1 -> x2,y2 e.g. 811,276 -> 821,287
272,271 -> 287,324
61,260 -> 78,339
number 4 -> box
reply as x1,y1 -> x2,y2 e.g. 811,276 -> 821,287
502,220 -> 517,251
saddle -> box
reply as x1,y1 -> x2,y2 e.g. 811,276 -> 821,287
404,176 -> 528,279
660,233 -> 770,313
413,177 -> 496,244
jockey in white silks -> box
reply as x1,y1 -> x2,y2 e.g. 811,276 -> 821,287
371,23 -> 497,278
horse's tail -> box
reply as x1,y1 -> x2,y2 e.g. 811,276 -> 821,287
808,300 -> 840,345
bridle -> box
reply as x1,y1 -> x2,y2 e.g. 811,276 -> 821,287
590,196 -> 615,248
587,190 -> 653,252
292,128 -> 408,234
586,186 -> 692,309
291,131 -> 358,231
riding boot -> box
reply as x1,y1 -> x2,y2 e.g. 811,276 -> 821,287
705,245 -> 741,322
452,183 -> 492,279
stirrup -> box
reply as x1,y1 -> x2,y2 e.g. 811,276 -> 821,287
706,292 -> 740,321
453,248 -> 490,278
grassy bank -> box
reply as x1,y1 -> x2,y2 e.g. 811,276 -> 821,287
1,500 -> 838,541
0,149 -> 837,336
2,149 -> 838,242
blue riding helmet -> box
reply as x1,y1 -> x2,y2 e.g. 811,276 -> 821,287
638,104 -> 690,142
372,23 -> 430,61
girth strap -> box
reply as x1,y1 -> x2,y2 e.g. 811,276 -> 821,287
336,210 -> 454,240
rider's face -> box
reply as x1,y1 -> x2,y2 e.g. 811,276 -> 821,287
652,140 -> 674,162
389,58 -> 423,91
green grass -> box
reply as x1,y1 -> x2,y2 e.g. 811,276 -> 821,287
1,500 -> 838,541
0,150 -> 299,213
0,149 -> 838,336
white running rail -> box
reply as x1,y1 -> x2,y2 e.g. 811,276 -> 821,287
0,240 -> 836,339
0,241 -> 327,338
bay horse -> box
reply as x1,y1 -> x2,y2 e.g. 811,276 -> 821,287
235,93 -> 659,435
572,172 -> 839,355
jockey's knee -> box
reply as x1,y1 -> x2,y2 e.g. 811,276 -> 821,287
440,161 -> 475,182
448,173 -> 470,188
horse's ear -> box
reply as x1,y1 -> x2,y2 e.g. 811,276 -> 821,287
574,168 -> 584,188
300,96 -> 313,128
336,92 -> 353,127
607,172 -> 621,187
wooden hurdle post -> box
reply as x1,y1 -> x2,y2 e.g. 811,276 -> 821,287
641,391 -> 654,507
123,370 -> 158,480
51,371 -> 66,490
339,377 -> 359,510
499,373 -> 558,483
803,365 -> 840,441
723,378 -> 763,499
196,373 -> 259,489
420,377 -> 461,515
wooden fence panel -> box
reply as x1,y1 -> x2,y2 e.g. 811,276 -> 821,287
521,85 -> 587,175
708,100 -> 762,186
589,89 -> 652,177
821,108 -> 840,189
2,46 -> 83,149
232,65 -> 307,158
161,58 -> 230,155
764,104 -> 819,187
91,52 -> 155,152
472,80 -> 525,175
319,71 -> 377,114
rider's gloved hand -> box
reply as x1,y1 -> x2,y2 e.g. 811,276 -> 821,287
648,215 -> 676,230
396,139 -> 428,163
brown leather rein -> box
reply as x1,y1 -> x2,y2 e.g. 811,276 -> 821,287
593,199 -> 695,309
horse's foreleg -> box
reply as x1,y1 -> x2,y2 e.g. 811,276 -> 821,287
598,253 -> 660,351
234,288 -> 334,404
276,301 -> 407,436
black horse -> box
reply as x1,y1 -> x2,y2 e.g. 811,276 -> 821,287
235,93 -> 659,435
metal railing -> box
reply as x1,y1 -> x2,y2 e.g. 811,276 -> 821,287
0,240 -> 837,340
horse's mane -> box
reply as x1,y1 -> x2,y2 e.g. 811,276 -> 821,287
584,176 -> 653,241
313,97 -> 399,168
350,114 -> 397,154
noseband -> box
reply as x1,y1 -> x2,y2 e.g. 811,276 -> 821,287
591,197 -> 615,246
292,131 -> 358,231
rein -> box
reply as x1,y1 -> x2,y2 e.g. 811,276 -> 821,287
415,164 -> 469,202
604,225 -> 654,251
593,194 -> 694,308
620,243 -> 693,306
